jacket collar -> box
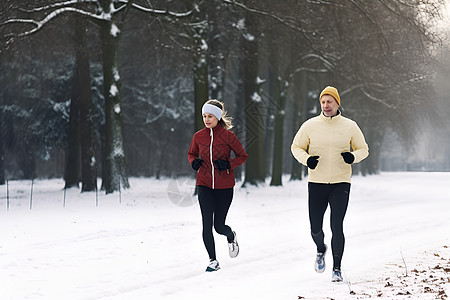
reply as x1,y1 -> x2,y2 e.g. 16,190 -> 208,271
320,110 -> 342,121
203,123 -> 224,133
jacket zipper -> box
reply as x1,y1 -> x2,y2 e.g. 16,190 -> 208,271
328,117 -> 333,183
209,128 -> 215,189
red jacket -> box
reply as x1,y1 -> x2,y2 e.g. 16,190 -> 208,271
188,124 -> 248,189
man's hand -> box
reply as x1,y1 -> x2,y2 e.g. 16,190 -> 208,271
307,156 -> 319,169
341,152 -> 354,164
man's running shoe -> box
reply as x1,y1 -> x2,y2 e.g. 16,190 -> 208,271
314,245 -> 327,273
228,231 -> 239,258
205,259 -> 220,272
331,268 -> 343,282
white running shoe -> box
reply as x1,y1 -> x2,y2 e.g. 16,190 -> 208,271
228,231 -> 239,258
205,259 -> 220,272
331,268 -> 343,282
314,245 -> 327,273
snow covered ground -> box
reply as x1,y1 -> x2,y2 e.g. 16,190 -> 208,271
0,172 -> 449,300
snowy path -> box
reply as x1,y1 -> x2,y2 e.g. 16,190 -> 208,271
0,172 -> 449,299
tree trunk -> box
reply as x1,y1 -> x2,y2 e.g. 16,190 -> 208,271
289,98 -> 303,181
65,64 -> 81,188
242,12 -> 265,186
74,15 -> 97,192
192,8 -> 209,132
270,76 -> 288,186
194,58 -> 208,132
0,114 -> 4,185
290,71 -> 307,181
100,4 -> 129,194
361,125 -> 383,175
233,59 -> 245,183
208,7 -> 227,101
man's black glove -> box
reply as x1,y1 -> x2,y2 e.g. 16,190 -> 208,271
341,152 -> 355,164
191,158 -> 203,171
307,156 -> 319,169
214,160 -> 230,171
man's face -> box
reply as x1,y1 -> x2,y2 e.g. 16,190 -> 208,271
320,94 -> 339,117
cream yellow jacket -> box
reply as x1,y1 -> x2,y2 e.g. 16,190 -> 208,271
291,112 -> 369,183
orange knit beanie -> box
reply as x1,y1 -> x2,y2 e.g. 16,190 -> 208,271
319,86 -> 340,106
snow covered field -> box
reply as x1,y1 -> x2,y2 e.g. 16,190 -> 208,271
1,172 -> 449,300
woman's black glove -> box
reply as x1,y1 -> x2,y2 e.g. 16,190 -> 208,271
307,156 -> 319,169
341,152 -> 355,164
191,158 -> 203,171
214,160 -> 230,171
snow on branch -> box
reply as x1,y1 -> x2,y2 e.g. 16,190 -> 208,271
360,87 -> 395,108
291,67 -> 329,74
339,83 -> 395,109
119,0 -> 195,17
288,54 -> 335,79
340,84 -> 367,97
299,53 -> 335,69
1,104 -> 31,119
18,0 -> 99,12
3,7 -> 107,37
108,2 -> 128,15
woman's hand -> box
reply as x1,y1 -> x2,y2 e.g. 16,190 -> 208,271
191,158 -> 204,171
214,160 -> 230,171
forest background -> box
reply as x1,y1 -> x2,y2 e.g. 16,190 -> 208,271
1,0 -> 450,194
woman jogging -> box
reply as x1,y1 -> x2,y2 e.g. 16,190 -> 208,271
291,86 -> 369,282
188,99 -> 248,272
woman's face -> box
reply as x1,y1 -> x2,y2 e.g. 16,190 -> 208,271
203,113 -> 219,128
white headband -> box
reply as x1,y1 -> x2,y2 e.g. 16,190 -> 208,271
202,103 -> 223,121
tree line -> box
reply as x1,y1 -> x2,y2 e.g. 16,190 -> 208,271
0,0 -> 448,193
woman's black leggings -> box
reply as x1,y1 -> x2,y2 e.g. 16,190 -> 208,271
198,185 -> 235,260
308,182 -> 350,270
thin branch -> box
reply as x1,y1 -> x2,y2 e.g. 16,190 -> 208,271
348,0 -> 391,55
287,53 -> 335,79
118,0 -> 136,30
19,0 -> 98,12
222,0 -> 314,49
340,84 -> 367,97
339,82 -> 395,109
360,87 -> 395,108
145,105 -> 166,124
291,67 -> 329,74
119,0 -> 195,17
378,0 -> 443,44
112,4 -> 127,14
400,250 -> 408,276
343,269 -> 354,294
299,53 -> 336,69
3,7 -> 107,37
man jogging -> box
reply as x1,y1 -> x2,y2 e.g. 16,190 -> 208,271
291,86 -> 369,282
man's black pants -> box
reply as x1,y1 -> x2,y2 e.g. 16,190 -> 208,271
308,182 -> 350,270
